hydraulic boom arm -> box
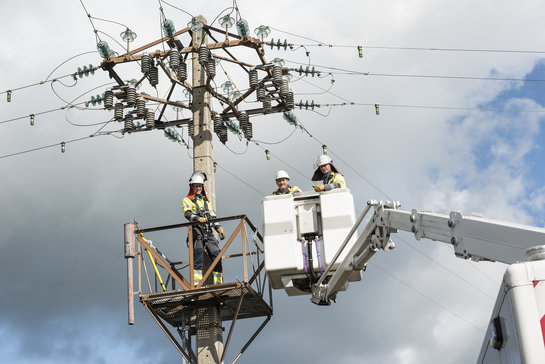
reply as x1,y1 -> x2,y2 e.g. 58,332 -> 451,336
311,200 -> 545,305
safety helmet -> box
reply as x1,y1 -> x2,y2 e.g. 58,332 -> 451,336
316,154 -> 333,167
312,154 -> 341,181
275,170 -> 290,180
189,170 -> 207,185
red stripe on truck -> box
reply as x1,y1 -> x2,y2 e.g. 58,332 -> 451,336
541,315 -> 545,347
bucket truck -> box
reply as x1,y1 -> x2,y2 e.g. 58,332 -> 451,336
262,189 -> 545,364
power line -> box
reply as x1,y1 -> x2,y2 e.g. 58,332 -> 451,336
269,26 -> 545,54
396,237 -> 495,300
297,122 -> 392,200
370,262 -> 484,333
214,161 -> 266,196
0,104 -> 84,125
286,59 -> 545,82
0,130 -> 120,160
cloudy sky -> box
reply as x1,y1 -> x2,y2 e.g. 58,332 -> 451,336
1,0 -> 545,363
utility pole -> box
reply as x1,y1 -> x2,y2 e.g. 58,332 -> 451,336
191,15 -> 223,364
109,12 -> 284,362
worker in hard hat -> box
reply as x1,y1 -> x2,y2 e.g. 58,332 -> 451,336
312,155 -> 346,192
182,171 -> 226,285
272,170 -> 302,195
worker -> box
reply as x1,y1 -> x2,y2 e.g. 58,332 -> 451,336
182,171 -> 226,285
272,170 -> 302,195
312,154 -> 346,192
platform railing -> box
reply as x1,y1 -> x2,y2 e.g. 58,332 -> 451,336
124,214 -> 269,323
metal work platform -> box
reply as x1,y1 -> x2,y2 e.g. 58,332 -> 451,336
124,215 -> 273,364
141,281 -> 272,327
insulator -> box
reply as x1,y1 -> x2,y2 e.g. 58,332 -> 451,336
283,111 -> 298,126
236,19 -> 250,37
238,111 -> 248,124
7,90 -> 11,102
164,127 -> 180,142
97,41 -> 113,58
188,122 -> 194,139
286,92 -> 294,110
280,79 -> 289,98
262,98 -> 271,114
297,100 -> 314,110
61,142 -> 66,153
199,44 -> 209,64
30,114 -> 35,126
114,103 -> 124,121
375,103 -> 380,115
273,65 -> 282,86
224,119 -> 237,134
256,85 -> 265,101
135,97 -> 146,116
149,65 -> 159,86
177,60 -> 187,82
141,54 -> 152,74
213,114 -> 222,133
124,115 -> 134,131
249,69 -> 258,88
162,19 -> 176,38
358,45 -> 363,58
243,121 -> 253,140
126,86 -> 136,106
104,89 -> 114,109
207,60 -> 216,79
169,48 -> 180,70
146,110 -> 155,128
322,144 -> 328,155
218,125 -> 228,144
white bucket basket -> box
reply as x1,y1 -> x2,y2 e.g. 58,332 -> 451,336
262,189 -> 361,295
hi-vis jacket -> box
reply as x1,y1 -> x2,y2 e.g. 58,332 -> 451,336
323,172 -> 346,191
182,195 -> 220,230
272,185 -> 302,195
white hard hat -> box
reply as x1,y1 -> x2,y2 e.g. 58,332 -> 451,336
189,170 -> 207,185
275,170 -> 290,180
312,154 -> 341,181
316,154 -> 333,167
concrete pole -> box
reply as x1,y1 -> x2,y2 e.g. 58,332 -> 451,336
192,15 -> 224,364
192,16 -> 215,210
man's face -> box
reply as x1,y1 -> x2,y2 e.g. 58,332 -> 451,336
320,163 -> 331,174
192,184 -> 203,194
276,178 -> 289,190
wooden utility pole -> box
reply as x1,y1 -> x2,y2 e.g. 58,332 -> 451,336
191,15 -> 223,364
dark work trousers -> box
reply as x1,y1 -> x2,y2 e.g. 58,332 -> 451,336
191,226 -> 222,273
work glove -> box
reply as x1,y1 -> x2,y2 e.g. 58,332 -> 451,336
197,217 -> 208,223
314,184 -> 325,192
217,226 -> 226,240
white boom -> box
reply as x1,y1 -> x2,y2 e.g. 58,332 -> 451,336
311,200 -> 545,305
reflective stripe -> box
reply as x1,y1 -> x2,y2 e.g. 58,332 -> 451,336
194,269 -> 203,285
272,185 -> 302,195
182,196 -> 217,217
325,172 -> 346,188
213,271 -> 223,284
